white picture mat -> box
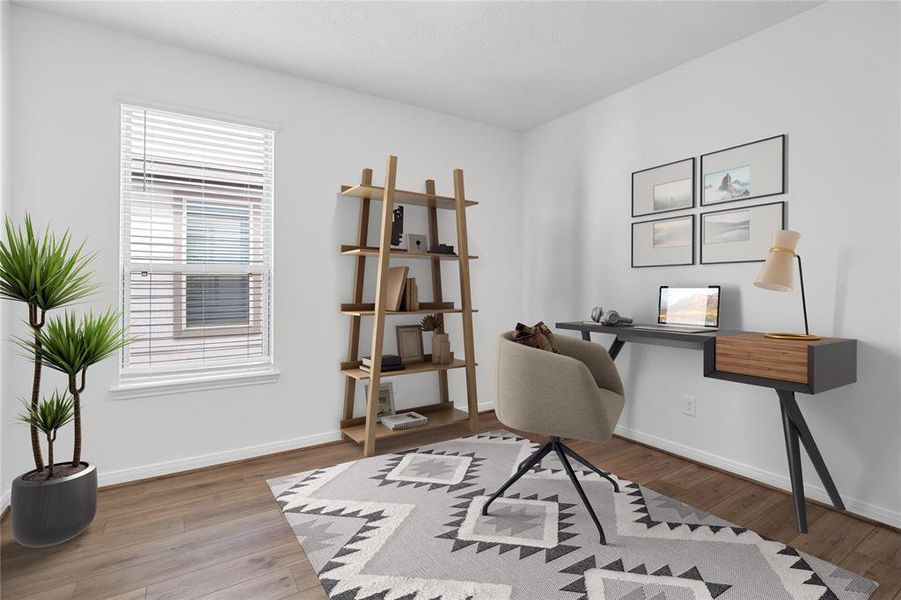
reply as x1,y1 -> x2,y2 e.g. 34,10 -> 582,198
701,203 -> 784,263
632,158 -> 694,216
701,136 -> 784,205
632,216 -> 694,267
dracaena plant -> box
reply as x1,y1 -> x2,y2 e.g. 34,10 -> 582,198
0,215 -> 97,471
17,391 -> 75,479
19,309 -> 133,465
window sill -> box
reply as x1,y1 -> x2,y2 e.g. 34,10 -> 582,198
110,368 -> 280,400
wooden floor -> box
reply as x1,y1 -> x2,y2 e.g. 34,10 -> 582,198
2,412 -> 899,600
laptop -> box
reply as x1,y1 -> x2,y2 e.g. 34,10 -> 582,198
632,286 -> 721,333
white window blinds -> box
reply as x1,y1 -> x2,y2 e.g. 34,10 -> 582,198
120,105 -> 274,379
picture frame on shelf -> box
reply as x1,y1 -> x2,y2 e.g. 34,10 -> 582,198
632,157 -> 695,217
631,214 -> 695,268
700,201 -> 786,265
363,382 -> 396,423
700,135 -> 785,206
406,233 -> 428,254
396,324 -> 425,363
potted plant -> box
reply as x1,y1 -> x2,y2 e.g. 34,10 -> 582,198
1,215 -> 130,547
421,314 -> 451,364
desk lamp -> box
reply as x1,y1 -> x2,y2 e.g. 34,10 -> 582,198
753,230 -> 820,340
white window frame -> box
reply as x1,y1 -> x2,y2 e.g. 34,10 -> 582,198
114,104 -> 277,397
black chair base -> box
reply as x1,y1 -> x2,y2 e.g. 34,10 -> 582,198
482,437 -> 618,544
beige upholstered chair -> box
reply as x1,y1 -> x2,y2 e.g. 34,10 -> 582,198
483,332 -> 626,544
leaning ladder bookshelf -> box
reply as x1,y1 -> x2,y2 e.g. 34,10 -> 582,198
339,155 -> 479,456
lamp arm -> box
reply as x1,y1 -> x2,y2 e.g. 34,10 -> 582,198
796,254 -> 810,336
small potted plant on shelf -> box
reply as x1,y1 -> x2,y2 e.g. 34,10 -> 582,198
1,215 -> 131,547
421,314 -> 451,364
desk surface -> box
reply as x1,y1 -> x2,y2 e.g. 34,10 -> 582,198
555,321 -> 857,395
555,321 -> 723,351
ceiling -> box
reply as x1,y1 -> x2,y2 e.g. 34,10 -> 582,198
18,1 -> 818,130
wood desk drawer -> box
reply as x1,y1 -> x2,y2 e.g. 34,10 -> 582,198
715,334 -> 810,383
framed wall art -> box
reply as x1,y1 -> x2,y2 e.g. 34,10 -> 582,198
700,135 -> 785,206
700,201 -> 785,264
632,157 -> 695,217
631,214 -> 695,268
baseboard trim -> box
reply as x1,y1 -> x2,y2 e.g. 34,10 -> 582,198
614,424 -> 901,529
1,491 -> 9,518
97,430 -> 343,488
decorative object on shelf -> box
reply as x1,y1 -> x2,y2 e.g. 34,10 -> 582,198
381,411 -> 429,431
363,382 -> 396,422
385,266 -> 409,311
360,354 -> 405,373
631,214 -> 695,268
396,324 -> 425,363
421,313 -> 452,364
754,229 -> 820,340
406,233 -> 428,254
700,201 -> 785,264
390,206 -> 404,247
430,243 -> 456,255
1,215 -> 132,547
701,135 -> 785,206
631,157 -> 695,217
339,157 -> 478,457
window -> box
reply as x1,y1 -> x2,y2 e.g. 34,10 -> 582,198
120,105 -> 274,381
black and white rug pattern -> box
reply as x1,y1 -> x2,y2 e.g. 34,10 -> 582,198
268,431 -> 876,600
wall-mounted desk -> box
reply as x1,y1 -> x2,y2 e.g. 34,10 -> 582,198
555,321 -> 857,533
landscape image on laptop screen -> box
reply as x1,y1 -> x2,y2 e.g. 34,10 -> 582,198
658,287 -> 719,327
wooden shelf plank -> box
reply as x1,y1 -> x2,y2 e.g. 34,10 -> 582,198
341,359 -> 470,381
341,405 -> 469,443
341,307 -> 478,317
341,185 -> 478,210
340,246 -> 478,260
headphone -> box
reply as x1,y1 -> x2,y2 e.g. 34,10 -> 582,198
590,306 -> 633,326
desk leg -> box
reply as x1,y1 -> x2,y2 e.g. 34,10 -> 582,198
777,389 -> 846,533
609,337 -> 625,361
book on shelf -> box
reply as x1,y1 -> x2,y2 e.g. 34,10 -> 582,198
359,363 -> 405,373
400,277 -> 419,312
385,266 -> 409,311
360,354 -> 404,373
361,354 -> 402,367
381,411 -> 430,431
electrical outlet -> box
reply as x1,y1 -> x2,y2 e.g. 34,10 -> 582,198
682,394 -> 697,417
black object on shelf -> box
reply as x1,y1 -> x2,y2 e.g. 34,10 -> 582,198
430,243 -> 456,255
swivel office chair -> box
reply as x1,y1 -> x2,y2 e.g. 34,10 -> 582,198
484,332 -> 625,544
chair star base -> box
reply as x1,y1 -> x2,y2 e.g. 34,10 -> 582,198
482,436 -> 617,545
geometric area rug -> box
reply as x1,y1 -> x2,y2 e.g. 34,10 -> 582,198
268,431 -> 877,600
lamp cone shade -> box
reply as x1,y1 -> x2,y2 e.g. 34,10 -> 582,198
754,230 -> 800,291
754,230 -> 820,340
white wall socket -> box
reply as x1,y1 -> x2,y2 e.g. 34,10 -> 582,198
682,394 -> 697,417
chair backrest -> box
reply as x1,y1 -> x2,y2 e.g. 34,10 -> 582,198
495,332 -> 625,442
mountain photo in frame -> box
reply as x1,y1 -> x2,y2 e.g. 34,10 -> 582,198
700,135 -> 785,206
632,214 -> 695,268
700,201 -> 786,264
632,157 -> 695,217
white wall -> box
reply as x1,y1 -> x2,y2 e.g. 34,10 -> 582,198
1,6 -> 523,504
0,0 -> 11,510
523,2 -> 901,526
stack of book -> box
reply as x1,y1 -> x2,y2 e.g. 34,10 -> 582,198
401,277 -> 420,311
360,354 -> 404,373
381,411 -> 430,431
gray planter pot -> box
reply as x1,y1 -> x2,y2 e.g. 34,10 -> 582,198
11,462 -> 97,547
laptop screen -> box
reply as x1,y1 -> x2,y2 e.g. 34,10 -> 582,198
658,286 -> 721,327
